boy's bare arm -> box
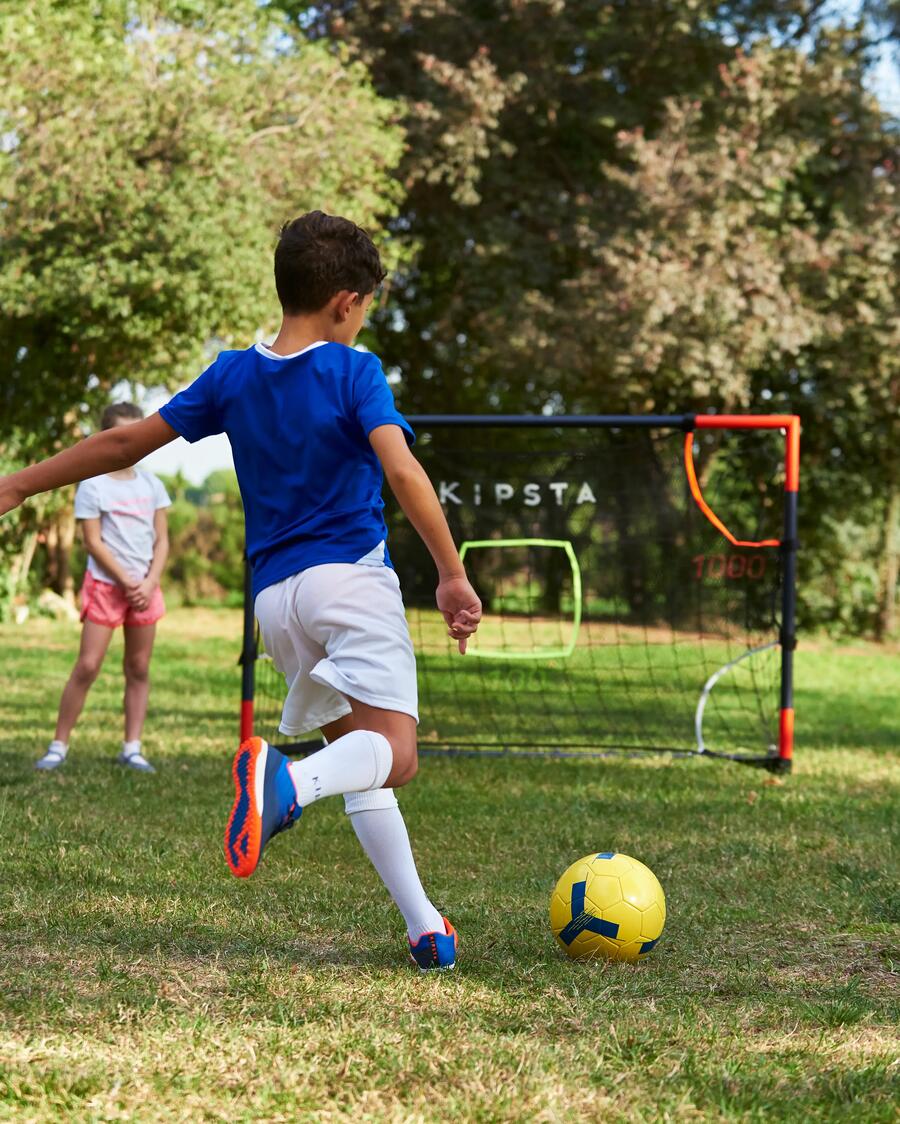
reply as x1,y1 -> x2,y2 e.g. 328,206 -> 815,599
370,424 -> 481,652
0,414 -> 178,516
82,519 -> 136,590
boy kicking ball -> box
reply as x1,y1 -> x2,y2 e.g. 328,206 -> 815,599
36,403 -> 170,774
0,211 -> 481,971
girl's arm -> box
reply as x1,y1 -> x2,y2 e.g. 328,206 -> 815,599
128,508 -> 169,610
0,414 -> 178,516
369,424 -> 481,653
81,519 -> 137,590
146,508 -> 169,588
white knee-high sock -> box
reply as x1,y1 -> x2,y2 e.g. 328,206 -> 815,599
287,730 -> 392,807
344,789 -> 444,942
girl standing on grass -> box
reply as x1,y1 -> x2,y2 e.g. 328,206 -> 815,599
35,403 -> 171,774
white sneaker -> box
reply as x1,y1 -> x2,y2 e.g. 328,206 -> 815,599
117,744 -> 156,773
36,741 -> 68,771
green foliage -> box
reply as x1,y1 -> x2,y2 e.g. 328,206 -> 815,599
0,434 -> 74,621
0,0 -> 404,451
802,509 -> 884,635
284,3 -> 899,636
284,2 -> 846,412
0,446 -> 27,622
157,470 -> 245,604
2,1 -> 897,636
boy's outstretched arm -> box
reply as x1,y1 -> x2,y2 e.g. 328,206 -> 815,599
0,414 -> 177,517
370,424 -> 482,653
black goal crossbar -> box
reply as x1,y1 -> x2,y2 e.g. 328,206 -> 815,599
408,414 -> 695,428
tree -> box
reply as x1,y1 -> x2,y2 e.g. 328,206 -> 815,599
0,0 -> 404,449
866,0 -> 900,47
278,1 -> 853,411
798,169 -> 900,637
158,468 -> 246,604
544,41 -> 899,633
522,40 -> 885,407
0,0 -> 404,614
285,4 -> 898,634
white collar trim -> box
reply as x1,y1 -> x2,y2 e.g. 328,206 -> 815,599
254,340 -> 329,360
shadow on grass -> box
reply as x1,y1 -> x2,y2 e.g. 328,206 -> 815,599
797,689 -> 900,752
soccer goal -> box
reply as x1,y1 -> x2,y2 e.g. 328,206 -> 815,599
241,414 -> 799,772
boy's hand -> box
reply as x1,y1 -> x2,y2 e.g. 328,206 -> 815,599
436,576 -> 482,654
0,478 -> 24,518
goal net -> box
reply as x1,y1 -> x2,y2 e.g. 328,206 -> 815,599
242,415 -> 798,771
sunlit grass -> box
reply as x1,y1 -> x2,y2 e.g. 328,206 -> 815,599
1,610 -> 898,1121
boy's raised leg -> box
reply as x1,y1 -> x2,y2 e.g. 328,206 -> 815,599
298,700 -> 417,797
224,702 -> 402,879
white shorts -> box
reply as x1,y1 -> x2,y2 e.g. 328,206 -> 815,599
254,563 -> 418,738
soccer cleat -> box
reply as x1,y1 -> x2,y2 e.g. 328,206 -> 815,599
409,917 -> 458,971
224,737 -> 301,878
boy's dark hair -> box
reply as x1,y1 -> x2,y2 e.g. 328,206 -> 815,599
101,402 -> 144,430
274,211 -> 386,315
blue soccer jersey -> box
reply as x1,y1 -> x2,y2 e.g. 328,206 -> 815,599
159,341 -> 414,599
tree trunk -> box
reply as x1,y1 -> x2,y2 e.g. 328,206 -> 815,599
877,486 -> 899,641
57,504 -> 77,603
6,529 -> 39,602
46,501 -> 77,603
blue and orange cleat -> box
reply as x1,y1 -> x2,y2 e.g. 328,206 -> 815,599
409,918 -> 458,971
224,737 -> 301,878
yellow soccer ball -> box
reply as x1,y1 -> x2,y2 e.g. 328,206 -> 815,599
549,851 -> 666,962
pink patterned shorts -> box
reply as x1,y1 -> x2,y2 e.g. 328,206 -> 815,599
79,571 -> 166,629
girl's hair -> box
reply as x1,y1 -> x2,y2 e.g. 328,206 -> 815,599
101,402 -> 144,430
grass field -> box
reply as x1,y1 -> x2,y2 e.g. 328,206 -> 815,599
1,609 -> 898,1122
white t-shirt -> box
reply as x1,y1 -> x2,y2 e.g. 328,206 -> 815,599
74,469 -> 171,584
